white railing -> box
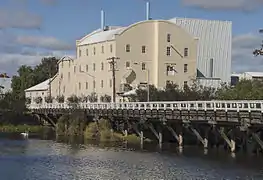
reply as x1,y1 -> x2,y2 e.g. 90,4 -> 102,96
28,100 -> 263,112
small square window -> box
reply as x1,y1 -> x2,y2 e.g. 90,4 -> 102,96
167,34 -> 171,42
184,81 -> 188,87
166,47 -> 171,56
126,44 -> 130,52
101,62 -> 104,70
93,80 -> 96,89
142,63 -> 146,70
110,44 -> 113,52
142,46 -> 146,53
184,48 -> 189,57
184,64 -> 188,73
93,47 -> 96,55
126,61 -> 130,68
93,63 -> 96,71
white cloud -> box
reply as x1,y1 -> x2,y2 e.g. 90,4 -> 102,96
0,9 -> 42,29
232,33 -> 263,72
16,35 -> 74,51
182,0 -> 263,10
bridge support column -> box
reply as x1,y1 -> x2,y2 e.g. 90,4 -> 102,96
218,127 -> 236,153
189,125 -> 209,149
148,123 -> 162,149
131,122 -> 144,149
251,131 -> 263,152
167,125 -> 183,148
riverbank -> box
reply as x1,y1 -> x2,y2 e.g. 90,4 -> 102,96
0,124 -> 52,133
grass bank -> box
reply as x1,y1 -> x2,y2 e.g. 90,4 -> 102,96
84,119 -> 152,144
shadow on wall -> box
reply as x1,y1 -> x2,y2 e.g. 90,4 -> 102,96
197,69 -> 205,78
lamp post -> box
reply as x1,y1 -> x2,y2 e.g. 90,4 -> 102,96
134,62 -> 150,102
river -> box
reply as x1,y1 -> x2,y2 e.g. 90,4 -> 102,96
0,135 -> 263,180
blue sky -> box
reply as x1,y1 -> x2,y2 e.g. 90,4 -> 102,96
0,0 -> 263,75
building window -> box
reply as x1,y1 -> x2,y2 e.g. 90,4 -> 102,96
68,61 -> 71,68
142,63 -> 146,70
79,49 -> 81,57
86,65 -> 88,72
126,61 -> 130,68
93,63 -> 96,71
184,81 -> 188,87
109,79 -> 112,87
61,61 -> 63,68
101,46 -> 104,53
184,64 -> 188,73
86,49 -> 88,56
126,44 -> 130,52
79,65 -> 81,72
79,82 -> 81,90
167,34 -> 171,42
86,82 -> 88,89
60,73 -> 63,79
110,44 -> 113,52
93,47 -> 96,55
166,64 -> 176,76
63,86 -> 65,93
101,62 -> 104,70
184,48 -> 189,57
166,47 -> 171,56
74,66 -> 76,73
142,46 -> 146,53
68,72 -> 70,81
93,80 -> 96,89
101,80 -> 104,88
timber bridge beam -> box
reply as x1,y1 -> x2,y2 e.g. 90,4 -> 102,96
28,100 -> 263,154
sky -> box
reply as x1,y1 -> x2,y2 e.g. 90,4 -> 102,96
0,0 -> 263,76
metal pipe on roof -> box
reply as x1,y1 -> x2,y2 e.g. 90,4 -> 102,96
101,10 -> 105,30
146,1 -> 150,20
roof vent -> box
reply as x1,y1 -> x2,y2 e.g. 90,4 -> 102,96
104,26 -> 109,31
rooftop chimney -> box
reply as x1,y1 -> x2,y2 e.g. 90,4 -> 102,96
146,1 -> 150,20
101,10 -> 105,30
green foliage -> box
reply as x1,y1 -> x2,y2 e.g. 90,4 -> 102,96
44,96 -> 53,103
56,95 -> 64,103
100,94 -> 111,102
88,92 -> 98,102
34,96 -> 43,104
25,97 -> 31,104
67,95 -> 79,105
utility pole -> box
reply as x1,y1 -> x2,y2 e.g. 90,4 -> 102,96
107,57 -> 119,103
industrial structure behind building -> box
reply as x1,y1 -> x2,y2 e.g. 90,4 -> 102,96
25,2 -> 232,103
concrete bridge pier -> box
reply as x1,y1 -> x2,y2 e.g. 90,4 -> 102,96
38,113 -> 56,128
251,130 -> 263,154
218,127 -> 236,153
188,125 -> 209,149
131,122 -> 144,149
166,124 -> 183,148
147,123 -> 163,149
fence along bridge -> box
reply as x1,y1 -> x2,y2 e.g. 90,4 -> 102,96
29,100 -> 263,154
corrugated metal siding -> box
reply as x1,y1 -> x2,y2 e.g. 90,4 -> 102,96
0,78 -> 11,93
169,18 -> 232,83
197,78 -> 222,89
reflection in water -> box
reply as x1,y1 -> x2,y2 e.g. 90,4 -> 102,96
0,136 -> 262,180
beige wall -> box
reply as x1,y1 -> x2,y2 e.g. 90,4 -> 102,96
47,20 -> 197,102
25,90 -> 48,103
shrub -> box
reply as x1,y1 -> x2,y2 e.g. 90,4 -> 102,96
100,94 -> 111,102
25,97 -> 31,104
67,95 -> 79,103
44,96 -> 53,103
88,92 -> 98,102
56,95 -> 65,103
34,96 -> 42,104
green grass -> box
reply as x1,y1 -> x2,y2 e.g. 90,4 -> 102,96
0,124 -> 47,133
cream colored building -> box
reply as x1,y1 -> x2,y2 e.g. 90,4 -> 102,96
25,78 -> 51,102
46,20 -> 197,102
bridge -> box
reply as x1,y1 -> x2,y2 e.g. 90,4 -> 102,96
28,100 -> 263,154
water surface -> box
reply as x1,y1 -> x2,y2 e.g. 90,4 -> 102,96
0,136 -> 262,180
